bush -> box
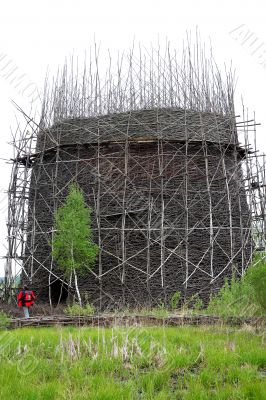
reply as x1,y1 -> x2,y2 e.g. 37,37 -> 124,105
64,303 -> 95,316
246,254 -> 266,311
0,311 -> 10,329
206,274 -> 258,318
205,254 -> 266,318
170,291 -> 181,310
152,303 -> 169,318
189,293 -> 204,312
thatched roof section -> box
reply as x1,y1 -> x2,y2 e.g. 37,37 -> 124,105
36,108 -> 237,151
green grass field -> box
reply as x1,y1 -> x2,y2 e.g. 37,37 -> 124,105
0,325 -> 265,399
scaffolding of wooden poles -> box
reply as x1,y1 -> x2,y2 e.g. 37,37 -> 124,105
4,38 -> 266,308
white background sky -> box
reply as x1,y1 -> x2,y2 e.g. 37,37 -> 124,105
0,0 -> 265,276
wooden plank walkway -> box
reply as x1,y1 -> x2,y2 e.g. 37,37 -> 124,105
10,314 -> 266,329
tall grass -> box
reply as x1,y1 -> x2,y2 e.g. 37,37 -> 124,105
206,254 -> 266,318
0,325 -> 265,399
248,253 -> 266,311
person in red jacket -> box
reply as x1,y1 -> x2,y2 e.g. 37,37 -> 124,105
17,285 -> 36,319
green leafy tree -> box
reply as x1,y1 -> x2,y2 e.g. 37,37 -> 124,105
52,183 -> 99,305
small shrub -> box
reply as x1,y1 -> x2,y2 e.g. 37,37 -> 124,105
0,311 -> 10,329
206,271 -> 260,318
64,303 -> 95,316
246,254 -> 266,311
152,305 -> 169,318
207,277 -> 241,317
189,294 -> 204,312
170,291 -> 181,310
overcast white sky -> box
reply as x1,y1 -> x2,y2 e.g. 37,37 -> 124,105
0,0 -> 265,276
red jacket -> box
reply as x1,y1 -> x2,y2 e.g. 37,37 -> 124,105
17,290 -> 36,307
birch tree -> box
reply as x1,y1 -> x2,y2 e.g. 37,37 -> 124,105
52,183 -> 99,305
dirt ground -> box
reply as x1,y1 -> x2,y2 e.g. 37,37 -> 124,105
0,301 -> 66,318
